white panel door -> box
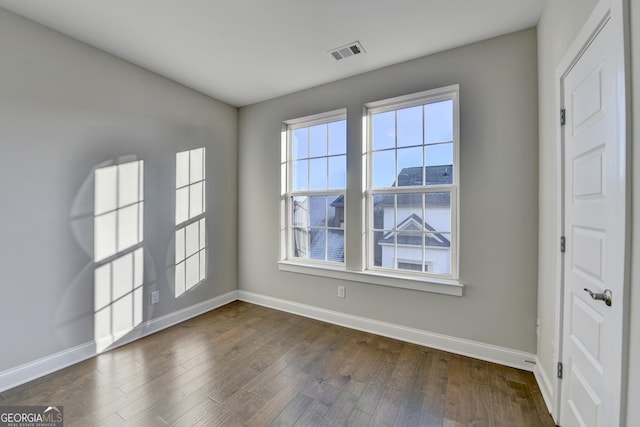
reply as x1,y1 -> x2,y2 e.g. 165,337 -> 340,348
560,8 -> 627,427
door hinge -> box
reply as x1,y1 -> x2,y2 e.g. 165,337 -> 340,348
561,109 -> 566,126
560,236 -> 566,253
557,362 -> 563,379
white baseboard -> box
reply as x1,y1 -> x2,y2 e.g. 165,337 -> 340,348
0,291 -> 238,393
534,360 -> 555,414
1,290 -> 543,396
238,290 -> 536,371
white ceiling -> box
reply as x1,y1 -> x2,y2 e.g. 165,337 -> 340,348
0,0 -> 546,107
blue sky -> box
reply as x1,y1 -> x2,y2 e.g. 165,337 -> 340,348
293,100 -> 453,191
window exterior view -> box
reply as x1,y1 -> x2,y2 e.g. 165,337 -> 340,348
282,86 -> 458,280
284,110 -> 347,264
367,86 -> 459,278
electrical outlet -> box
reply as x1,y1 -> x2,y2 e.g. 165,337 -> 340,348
337,285 -> 346,298
151,290 -> 159,305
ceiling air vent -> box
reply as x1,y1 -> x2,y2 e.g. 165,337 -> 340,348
328,41 -> 365,61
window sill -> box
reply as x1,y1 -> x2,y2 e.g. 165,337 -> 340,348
277,261 -> 464,296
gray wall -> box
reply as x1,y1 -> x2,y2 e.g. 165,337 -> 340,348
537,0 -> 639,424
0,9 -> 238,372
238,29 -> 539,353
535,0 -> 599,399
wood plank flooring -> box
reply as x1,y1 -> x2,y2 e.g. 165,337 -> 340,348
0,301 -> 555,426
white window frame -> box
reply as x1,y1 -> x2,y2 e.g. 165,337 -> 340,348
364,85 -> 460,281
278,87 -> 463,296
281,109 -> 347,267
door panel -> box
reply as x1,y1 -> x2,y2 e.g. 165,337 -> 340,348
561,9 -> 626,427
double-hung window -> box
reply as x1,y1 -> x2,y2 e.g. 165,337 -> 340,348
366,85 -> 459,279
283,109 -> 346,265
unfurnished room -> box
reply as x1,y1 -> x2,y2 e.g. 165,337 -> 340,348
0,0 -> 639,426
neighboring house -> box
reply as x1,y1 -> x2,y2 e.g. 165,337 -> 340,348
375,165 -> 452,274
294,165 -> 452,273
292,196 -> 345,263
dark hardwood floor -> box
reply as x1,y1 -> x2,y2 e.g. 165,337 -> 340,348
0,301 -> 555,426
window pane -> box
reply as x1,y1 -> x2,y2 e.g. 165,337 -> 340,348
328,194 -> 344,228
397,230 -> 423,247
309,228 -> 326,260
425,100 -> 453,144
397,193 -> 423,227
292,196 -> 308,227
425,192 -> 451,232
309,158 -> 327,190
396,230 -> 423,273
372,111 -> 395,150
375,231 -> 394,268
425,142 -> 453,166
328,120 -> 346,155
397,105 -> 422,147
397,147 -> 423,186
287,112 -> 346,265
373,194 -> 393,229
398,262 -> 423,272
327,229 -> 344,262
328,155 -> 346,189
425,232 -> 451,274
292,128 -> 308,159
309,124 -> 328,158
372,150 -> 395,188
309,196 -> 326,227
425,144 -> 453,185
292,160 -> 308,191
292,227 -> 309,258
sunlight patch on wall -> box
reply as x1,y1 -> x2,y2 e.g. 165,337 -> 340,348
94,160 -> 144,353
174,148 -> 207,297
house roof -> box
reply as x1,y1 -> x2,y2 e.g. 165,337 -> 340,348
396,165 -> 452,187
331,166 -> 452,209
309,229 -> 344,262
330,195 -> 344,208
376,165 -> 452,207
379,214 -> 450,247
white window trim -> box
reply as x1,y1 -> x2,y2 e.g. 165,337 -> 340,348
277,261 -> 462,296
281,108 -> 347,266
364,84 -> 460,282
278,87 -> 464,297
